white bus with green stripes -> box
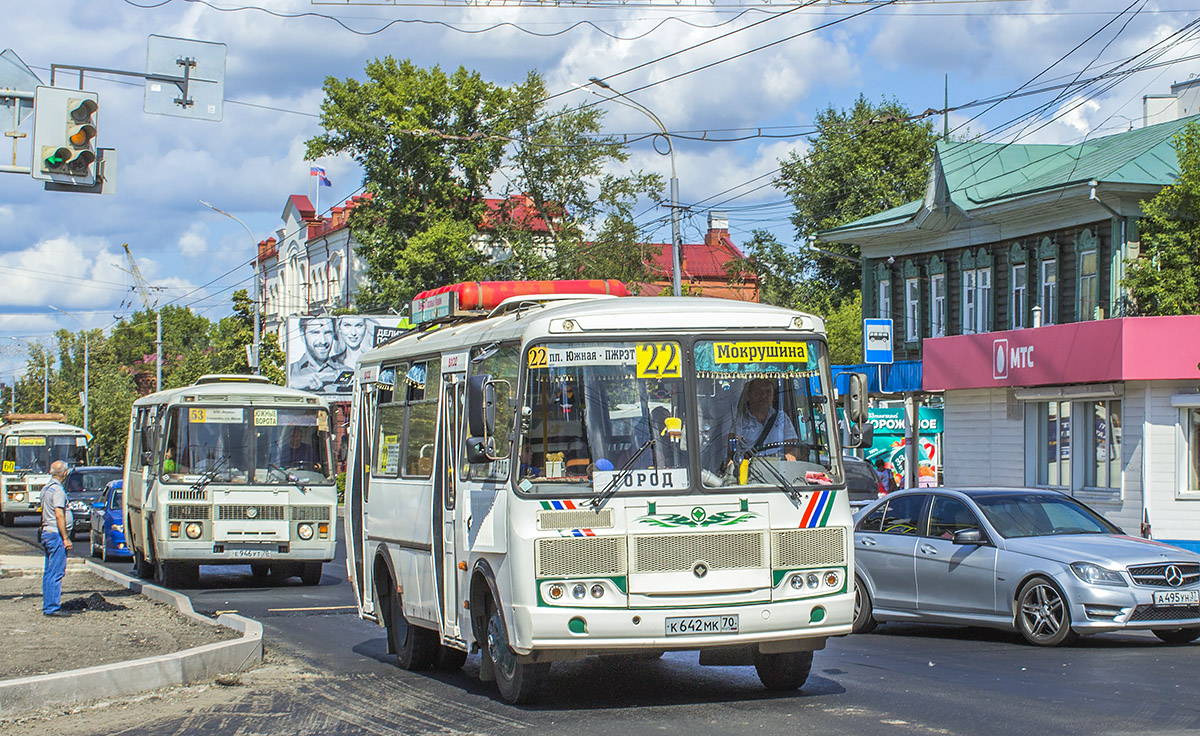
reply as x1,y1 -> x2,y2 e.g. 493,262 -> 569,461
344,280 -> 872,704
123,375 -> 338,589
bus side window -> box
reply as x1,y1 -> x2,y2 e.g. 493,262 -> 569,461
372,363 -> 406,479
403,360 -> 440,478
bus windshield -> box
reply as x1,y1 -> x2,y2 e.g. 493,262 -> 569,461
518,341 -> 689,494
693,339 -> 841,489
161,406 -> 333,485
4,436 -> 87,473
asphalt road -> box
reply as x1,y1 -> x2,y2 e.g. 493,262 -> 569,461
6,515 -> 1200,735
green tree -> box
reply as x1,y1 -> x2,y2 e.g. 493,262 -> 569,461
1125,121 -> 1200,315
823,293 -> 864,364
305,58 -> 512,309
499,72 -> 663,284
777,95 -> 939,305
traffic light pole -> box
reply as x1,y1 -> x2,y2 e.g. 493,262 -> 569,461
50,61 -> 200,109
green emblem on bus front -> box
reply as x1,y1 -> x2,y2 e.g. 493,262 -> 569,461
636,507 -> 757,528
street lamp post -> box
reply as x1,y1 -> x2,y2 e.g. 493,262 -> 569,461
199,199 -> 261,374
10,337 -> 49,413
587,78 -> 683,297
49,306 -> 88,434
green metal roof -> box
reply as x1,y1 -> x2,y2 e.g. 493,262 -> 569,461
822,114 -> 1199,237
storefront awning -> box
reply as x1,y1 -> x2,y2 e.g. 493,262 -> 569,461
923,316 -> 1200,390
833,361 -> 924,394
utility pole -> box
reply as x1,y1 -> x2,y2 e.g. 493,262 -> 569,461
120,243 -> 164,390
199,200 -> 260,374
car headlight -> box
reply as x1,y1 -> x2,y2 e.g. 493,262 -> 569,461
297,523 -> 314,540
185,523 -> 203,539
1069,562 -> 1127,587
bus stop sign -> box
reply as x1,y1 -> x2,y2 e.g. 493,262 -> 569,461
863,318 -> 893,365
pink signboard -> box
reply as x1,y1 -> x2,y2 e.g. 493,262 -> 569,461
923,316 -> 1200,390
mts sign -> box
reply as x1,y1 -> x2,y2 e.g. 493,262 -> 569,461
993,338 -> 1035,380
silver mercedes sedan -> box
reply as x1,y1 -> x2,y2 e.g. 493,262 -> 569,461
852,488 -> 1200,646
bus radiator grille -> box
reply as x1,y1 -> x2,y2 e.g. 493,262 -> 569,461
771,528 -> 846,568
168,504 -> 210,521
217,504 -> 286,521
632,532 -> 765,573
169,489 -> 208,501
536,508 -> 614,531
291,505 -> 332,521
535,536 -> 626,577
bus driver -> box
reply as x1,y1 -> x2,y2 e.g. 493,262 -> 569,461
735,378 -> 800,460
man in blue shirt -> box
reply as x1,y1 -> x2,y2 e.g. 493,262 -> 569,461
40,460 -> 72,616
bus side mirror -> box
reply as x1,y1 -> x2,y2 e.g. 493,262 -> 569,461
141,451 -> 153,467
465,436 -> 495,465
467,374 -> 496,438
842,372 -> 874,449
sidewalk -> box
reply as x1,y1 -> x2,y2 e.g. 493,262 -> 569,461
0,528 -> 263,718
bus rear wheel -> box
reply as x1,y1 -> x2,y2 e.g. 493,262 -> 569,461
134,545 -> 154,580
486,608 -> 548,705
754,650 -> 814,691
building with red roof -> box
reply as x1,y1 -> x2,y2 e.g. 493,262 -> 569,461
641,212 -> 759,301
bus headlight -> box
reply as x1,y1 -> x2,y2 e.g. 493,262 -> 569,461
297,523 -> 314,540
185,523 -> 202,539
571,583 -> 587,600
590,584 -> 604,599
789,573 -> 805,590
807,572 -> 820,589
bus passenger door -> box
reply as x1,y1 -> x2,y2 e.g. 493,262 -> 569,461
437,364 -> 467,640
345,382 -> 374,615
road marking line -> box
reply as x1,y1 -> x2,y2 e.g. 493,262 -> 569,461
267,605 -> 357,612
215,610 -> 239,615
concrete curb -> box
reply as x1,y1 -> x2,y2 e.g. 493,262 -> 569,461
0,560 -> 263,717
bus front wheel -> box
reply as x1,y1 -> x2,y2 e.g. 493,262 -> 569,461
301,562 -> 323,586
485,608 -> 548,705
134,545 -> 154,580
754,650 -> 813,691
386,586 -> 437,670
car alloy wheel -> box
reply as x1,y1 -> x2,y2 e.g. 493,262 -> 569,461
1016,576 -> 1077,647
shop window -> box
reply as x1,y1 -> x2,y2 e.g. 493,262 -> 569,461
1040,260 -> 1057,326
962,268 -> 992,335
930,273 -> 946,338
1078,250 -> 1098,321
1184,408 -> 1200,496
1012,263 -> 1027,329
1083,400 -> 1121,490
905,278 -> 920,342
1036,401 -> 1071,488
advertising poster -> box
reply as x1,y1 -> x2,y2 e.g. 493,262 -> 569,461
862,408 -> 943,490
285,315 -> 412,398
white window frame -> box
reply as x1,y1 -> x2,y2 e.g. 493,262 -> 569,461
1040,259 -> 1057,326
878,279 -> 891,320
961,267 -> 991,334
905,277 -> 920,342
1079,249 -> 1098,321
1172,395 -> 1200,499
1012,263 -> 1027,329
930,273 -> 946,338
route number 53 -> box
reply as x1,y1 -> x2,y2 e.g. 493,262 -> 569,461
636,342 -> 681,379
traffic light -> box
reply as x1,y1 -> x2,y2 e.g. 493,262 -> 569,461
31,86 -> 99,186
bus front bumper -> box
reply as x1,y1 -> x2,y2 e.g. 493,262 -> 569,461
158,540 -> 337,564
508,591 -> 853,655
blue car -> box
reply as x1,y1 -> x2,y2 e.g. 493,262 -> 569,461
89,479 -> 130,561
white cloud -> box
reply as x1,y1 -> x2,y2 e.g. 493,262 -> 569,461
178,223 -> 208,258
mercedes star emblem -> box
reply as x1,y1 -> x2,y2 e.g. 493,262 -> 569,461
1165,565 -> 1184,587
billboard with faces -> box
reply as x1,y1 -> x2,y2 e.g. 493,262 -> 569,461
285,315 -> 412,397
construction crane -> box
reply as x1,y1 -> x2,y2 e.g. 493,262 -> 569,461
119,243 -> 164,391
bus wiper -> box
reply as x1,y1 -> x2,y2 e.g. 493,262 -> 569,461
189,455 -> 228,493
731,435 -> 803,504
587,437 -> 655,511
268,463 -> 309,493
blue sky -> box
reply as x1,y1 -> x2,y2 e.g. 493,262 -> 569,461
2,0 -> 1199,378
